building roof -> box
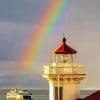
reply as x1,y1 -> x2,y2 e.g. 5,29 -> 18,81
84,90 -> 100,100
77,90 -> 100,100
54,37 -> 77,54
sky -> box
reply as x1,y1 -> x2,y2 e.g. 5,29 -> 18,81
0,0 -> 100,89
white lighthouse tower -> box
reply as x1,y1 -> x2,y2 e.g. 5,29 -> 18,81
43,37 -> 86,100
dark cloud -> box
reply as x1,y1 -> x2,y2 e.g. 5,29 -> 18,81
0,71 -> 47,88
0,0 -> 50,23
0,61 -> 47,88
0,23 -> 33,61
62,0 -> 100,27
0,0 -> 100,88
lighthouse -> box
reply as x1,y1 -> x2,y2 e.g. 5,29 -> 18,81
43,37 -> 86,100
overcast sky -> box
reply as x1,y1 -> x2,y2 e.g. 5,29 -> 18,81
0,0 -> 100,89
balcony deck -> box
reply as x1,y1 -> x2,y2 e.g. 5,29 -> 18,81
43,66 -> 85,75
43,65 -> 86,83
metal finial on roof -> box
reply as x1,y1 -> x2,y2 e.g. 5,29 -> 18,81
63,37 -> 66,44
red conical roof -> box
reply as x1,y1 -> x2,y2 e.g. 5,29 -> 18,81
54,37 -> 77,54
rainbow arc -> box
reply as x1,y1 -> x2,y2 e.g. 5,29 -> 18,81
20,0 -> 72,72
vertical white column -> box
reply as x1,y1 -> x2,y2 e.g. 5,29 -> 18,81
58,74 -> 60,100
53,54 -> 57,64
49,82 -> 54,100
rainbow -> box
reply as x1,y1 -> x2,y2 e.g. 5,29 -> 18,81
20,0 -> 72,72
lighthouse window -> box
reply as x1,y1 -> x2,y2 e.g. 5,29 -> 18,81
55,87 -> 63,100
